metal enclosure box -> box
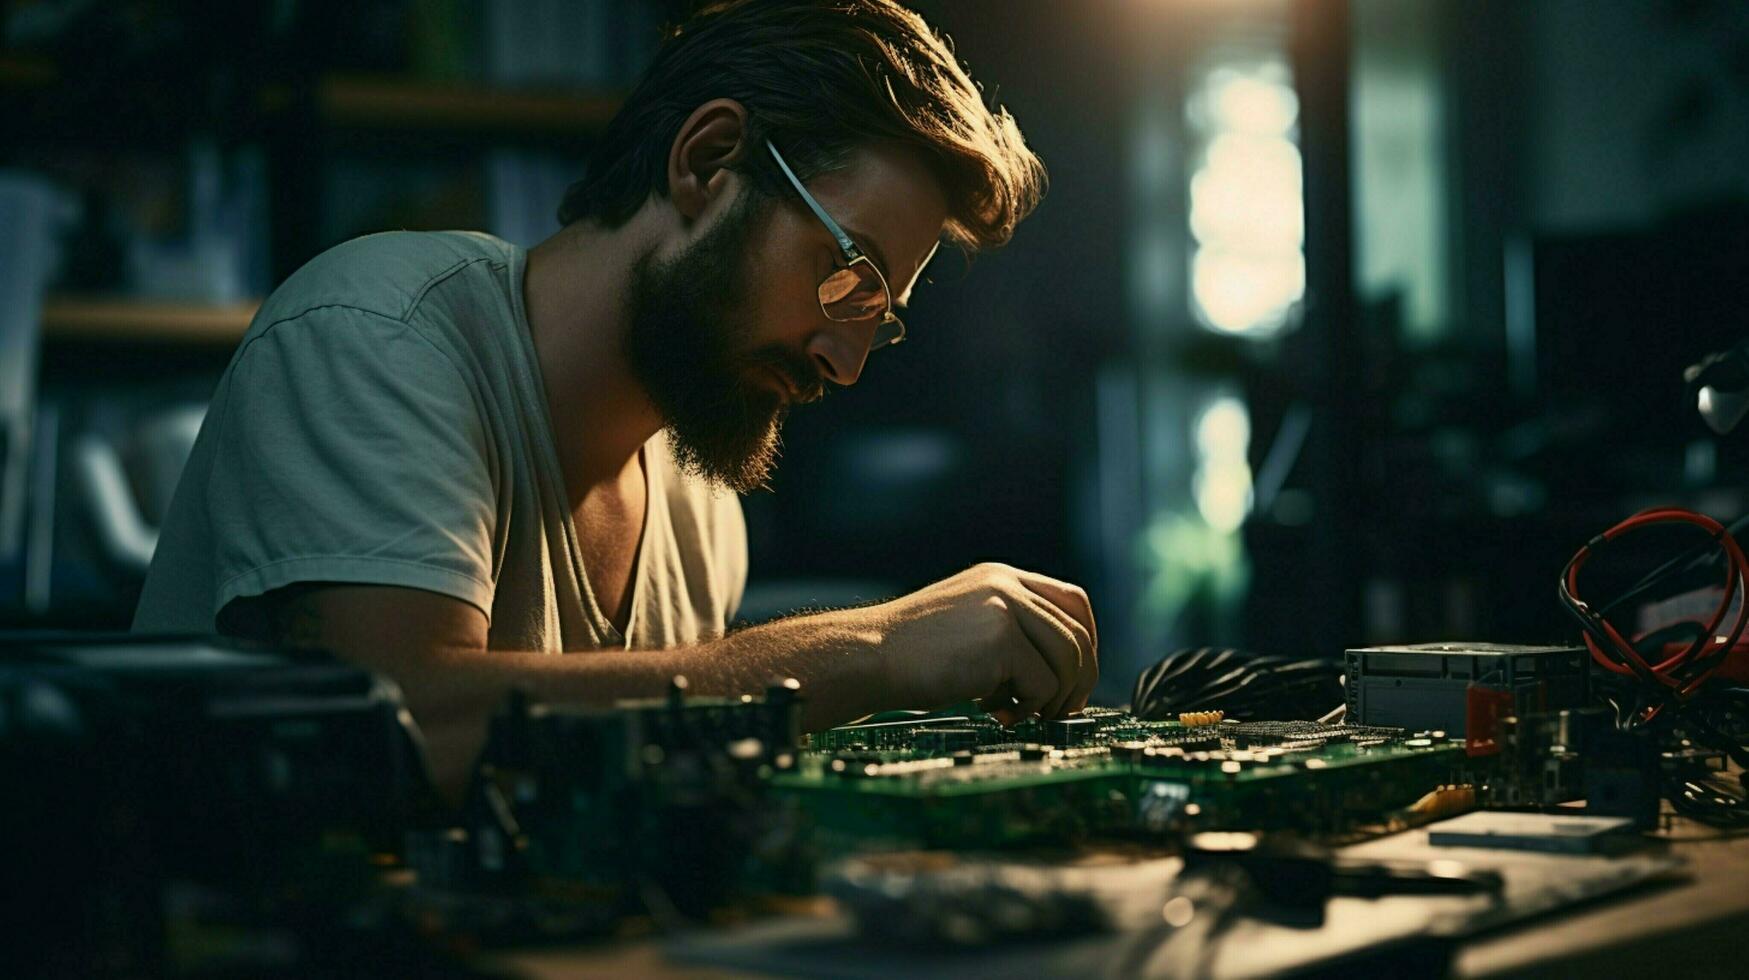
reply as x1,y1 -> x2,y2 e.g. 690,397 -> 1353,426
1344,642 -> 1589,734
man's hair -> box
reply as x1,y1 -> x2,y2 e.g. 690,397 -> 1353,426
556,0 -> 1046,251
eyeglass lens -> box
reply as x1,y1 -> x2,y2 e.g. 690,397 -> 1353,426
818,257 -> 903,349
871,317 -> 904,349
818,261 -> 889,320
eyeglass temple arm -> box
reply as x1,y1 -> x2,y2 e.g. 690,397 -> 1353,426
766,140 -> 861,258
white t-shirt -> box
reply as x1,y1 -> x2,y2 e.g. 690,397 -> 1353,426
133,231 -> 747,652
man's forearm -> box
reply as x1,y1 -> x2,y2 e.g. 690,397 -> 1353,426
399,610 -> 891,734
304,598 -> 894,798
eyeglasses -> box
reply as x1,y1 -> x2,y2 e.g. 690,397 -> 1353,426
766,139 -> 905,350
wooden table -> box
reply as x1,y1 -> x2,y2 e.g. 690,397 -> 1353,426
492,811 -> 1749,978
1453,814 -> 1749,977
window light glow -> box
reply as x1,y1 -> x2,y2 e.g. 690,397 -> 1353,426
1187,59 -> 1304,337
1193,395 -> 1254,533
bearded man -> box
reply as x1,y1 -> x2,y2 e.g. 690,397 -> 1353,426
135,0 -> 1097,795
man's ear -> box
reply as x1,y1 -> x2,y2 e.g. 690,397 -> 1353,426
667,99 -> 750,222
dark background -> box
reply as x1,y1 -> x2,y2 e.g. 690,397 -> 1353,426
3,0 -> 1746,703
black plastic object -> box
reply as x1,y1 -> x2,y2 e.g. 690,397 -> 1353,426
1129,647 -> 1343,722
414,676 -> 808,939
1179,832 -> 1501,919
0,632 -> 425,977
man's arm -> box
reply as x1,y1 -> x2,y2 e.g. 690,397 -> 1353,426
232,563 -> 1097,801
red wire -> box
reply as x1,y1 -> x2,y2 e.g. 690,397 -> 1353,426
1569,509 -> 1733,687
1566,507 -> 1749,700
1577,508 -> 1743,693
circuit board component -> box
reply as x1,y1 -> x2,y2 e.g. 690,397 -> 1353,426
776,710 -> 1462,853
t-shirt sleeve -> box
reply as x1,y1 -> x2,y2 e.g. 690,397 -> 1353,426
206,306 -> 498,620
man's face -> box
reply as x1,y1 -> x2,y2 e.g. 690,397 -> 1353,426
624,141 -> 949,493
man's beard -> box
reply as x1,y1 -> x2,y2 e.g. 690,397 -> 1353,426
623,192 -> 823,494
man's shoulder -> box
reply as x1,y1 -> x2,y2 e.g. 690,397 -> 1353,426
256,231 -> 516,328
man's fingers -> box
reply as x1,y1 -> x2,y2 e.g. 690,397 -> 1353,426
1009,593 -> 1084,719
955,566 -> 1100,725
981,691 -> 1022,728
1020,591 -> 1094,718
1013,577 -> 1097,717
1065,654 -> 1099,714
1014,570 -> 1098,658
1038,590 -> 1098,714
1007,647 -> 1062,720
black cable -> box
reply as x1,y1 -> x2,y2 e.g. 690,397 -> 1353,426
1131,648 -> 1343,722
1633,689 -> 1749,827
1598,512 -> 1749,617
1560,512 -> 1749,698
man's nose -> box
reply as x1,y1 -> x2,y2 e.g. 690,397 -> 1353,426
805,319 -> 875,386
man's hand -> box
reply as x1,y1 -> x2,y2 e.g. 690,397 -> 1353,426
857,562 -> 1099,726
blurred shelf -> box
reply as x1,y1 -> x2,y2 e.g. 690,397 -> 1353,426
43,296 -> 259,344
6,63 -> 622,140
312,73 -> 624,136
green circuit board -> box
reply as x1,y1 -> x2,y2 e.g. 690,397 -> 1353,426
435,692 -> 1470,928
769,708 -> 1462,852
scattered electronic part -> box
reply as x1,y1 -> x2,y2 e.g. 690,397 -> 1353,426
1426,812 -> 1637,854
1460,703 -> 1665,828
0,636 -> 423,978
1345,643 -> 1589,735
1579,726 -> 1663,827
407,676 -> 806,939
1179,710 -> 1225,727
1474,707 -> 1595,809
1384,784 -> 1478,831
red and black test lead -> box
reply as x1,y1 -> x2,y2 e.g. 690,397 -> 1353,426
1559,507 -> 1749,704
